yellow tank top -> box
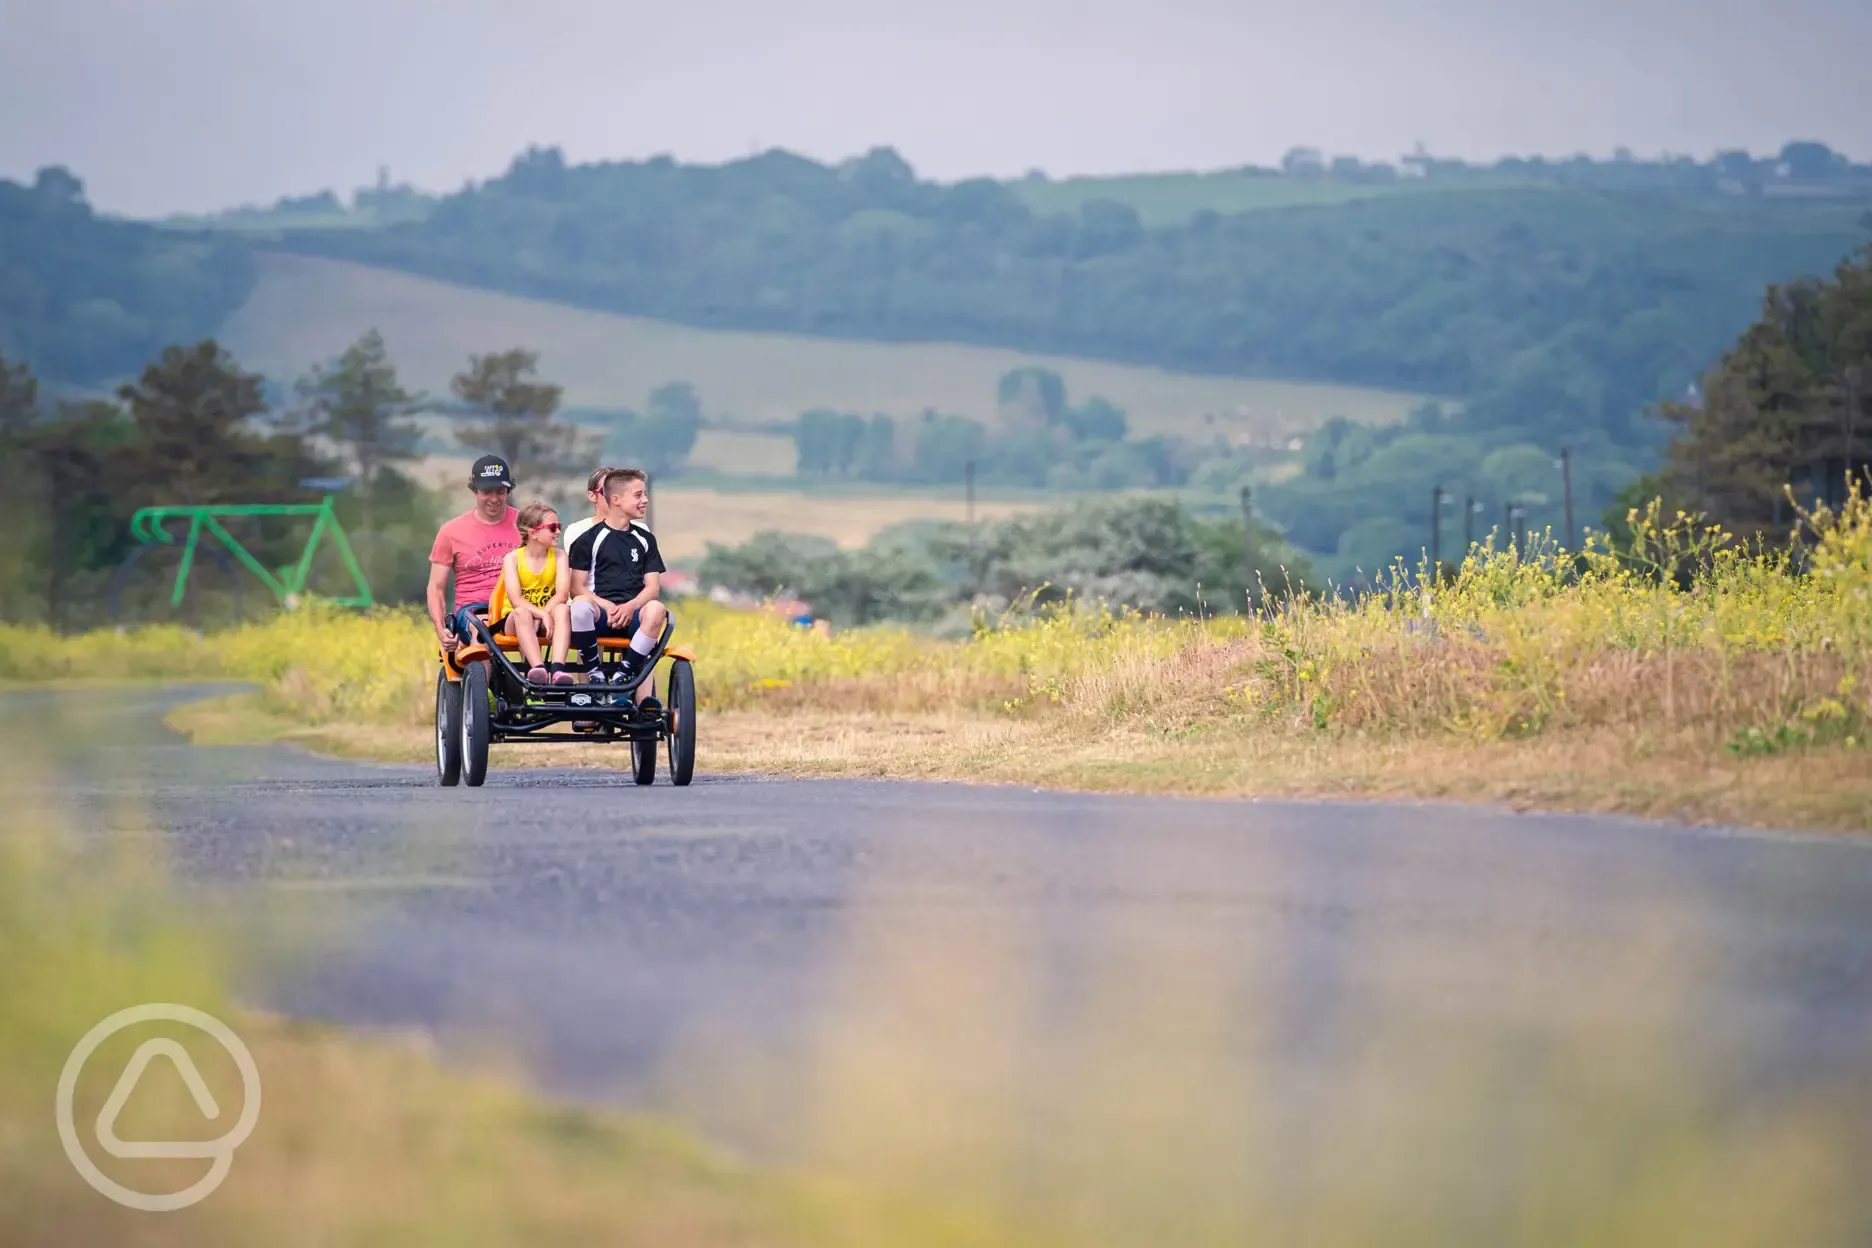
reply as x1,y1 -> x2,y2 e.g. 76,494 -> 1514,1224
490,547 -> 558,619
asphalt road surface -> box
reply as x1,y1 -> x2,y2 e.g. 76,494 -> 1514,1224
21,685 -> 1872,1229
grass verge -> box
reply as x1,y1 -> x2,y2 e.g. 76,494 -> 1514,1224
24,485 -> 1872,831
166,695 -> 1872,832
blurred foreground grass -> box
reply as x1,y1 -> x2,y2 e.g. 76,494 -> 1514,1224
3,720 -> 1871,1246
0,750 -> 1040,1247
5,487 -> 1871,827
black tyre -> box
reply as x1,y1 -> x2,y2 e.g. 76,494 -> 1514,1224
631,719 -> 658,786
435,668 -> 463,787
461,659 -> 492,787
666,658 -> 696,787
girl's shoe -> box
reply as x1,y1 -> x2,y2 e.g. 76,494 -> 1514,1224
552,670 -> 578,686
526,666 -> 550,684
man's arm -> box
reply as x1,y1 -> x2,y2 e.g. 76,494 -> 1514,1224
426,561 -> 457,651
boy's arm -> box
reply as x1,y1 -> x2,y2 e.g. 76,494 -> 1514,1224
608,572 -> 661,626
626,572 -> 661,611
567,536 -> 610,612
570,568 -> 610,611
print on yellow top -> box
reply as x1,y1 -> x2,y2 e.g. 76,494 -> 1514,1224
489,547 -> 558,621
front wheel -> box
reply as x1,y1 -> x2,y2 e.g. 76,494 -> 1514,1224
461,660 -> 492,787
631,730 -> 658,785
666,658 -> 696,786
435,668 -> 463,786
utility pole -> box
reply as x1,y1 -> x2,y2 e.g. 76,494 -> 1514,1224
1504,500 -> 1528,556
1240,484 -> 1258,613
1430,485 -> 1445,581
1560,445 -> 1575,551
1847,365 -> 1863,504
1463,493 -> 1477,557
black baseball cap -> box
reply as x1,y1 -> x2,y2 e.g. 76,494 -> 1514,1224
469,454 -> 514,490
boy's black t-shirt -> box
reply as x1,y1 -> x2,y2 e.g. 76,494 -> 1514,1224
569,521 -> 665,603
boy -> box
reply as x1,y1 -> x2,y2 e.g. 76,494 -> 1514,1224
567,468 -> 668,694
426,454 -> 521,653
560,465 -> 614,554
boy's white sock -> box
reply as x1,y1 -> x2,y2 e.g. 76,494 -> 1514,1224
629,629 -> 656,656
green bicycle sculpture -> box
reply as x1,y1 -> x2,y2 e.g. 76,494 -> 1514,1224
109,490 -> 373,623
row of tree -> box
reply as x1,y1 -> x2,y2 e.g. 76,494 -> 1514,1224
789,366 -> 1187,489
0,331 -> 632,627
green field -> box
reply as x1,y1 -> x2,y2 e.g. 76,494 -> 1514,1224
1005,169 -> 1543,226
219,253 -> 1431,442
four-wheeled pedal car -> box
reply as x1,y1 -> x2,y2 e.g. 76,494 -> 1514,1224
435,609 -> 696,787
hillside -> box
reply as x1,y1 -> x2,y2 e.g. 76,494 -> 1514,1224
263,145 -> 1870,457
0,168 -> 254,385
220,253 -> 1427,448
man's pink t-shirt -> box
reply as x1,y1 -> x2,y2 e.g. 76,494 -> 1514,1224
429,507 -> 520,606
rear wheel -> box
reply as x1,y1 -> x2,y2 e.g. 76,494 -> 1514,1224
435,668 -> 462,787
461,660 -> 492,787
666,658 -> 696,787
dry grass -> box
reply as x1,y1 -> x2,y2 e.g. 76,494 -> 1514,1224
220,253 -> 1427,439
688,428 -> 799,476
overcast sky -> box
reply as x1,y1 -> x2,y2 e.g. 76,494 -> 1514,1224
4,0 -> 1869,218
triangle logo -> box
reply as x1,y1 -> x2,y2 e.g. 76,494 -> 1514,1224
95,1039 -> 224,1160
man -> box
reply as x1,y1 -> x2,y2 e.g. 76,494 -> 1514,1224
427,454 -> 522,653
561,465 -> 614,554
567,468 -> 667,692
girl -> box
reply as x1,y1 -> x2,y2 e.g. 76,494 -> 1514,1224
488,501 -> 576,685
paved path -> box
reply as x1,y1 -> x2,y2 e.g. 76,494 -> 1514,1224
23,685 -> 1872,1230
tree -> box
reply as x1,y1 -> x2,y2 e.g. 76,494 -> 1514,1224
997,366 -> 1066,427
32,165 -> 86,208
1065,395 -> 1127,442
451,348 -> 589,491
907,411 -> 987,483
795,408 -> 840,475
858,414 -> 897,479
116,340 -> 310,507
0,352 -> 39,437
636,381 -> 704,476
293,327 -> 424,526
1779,141 -> 1837,182
28,400 -> 133,626
1650,244 -> 1872,535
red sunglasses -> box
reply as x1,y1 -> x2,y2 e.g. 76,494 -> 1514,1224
534,522 -> 562,533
